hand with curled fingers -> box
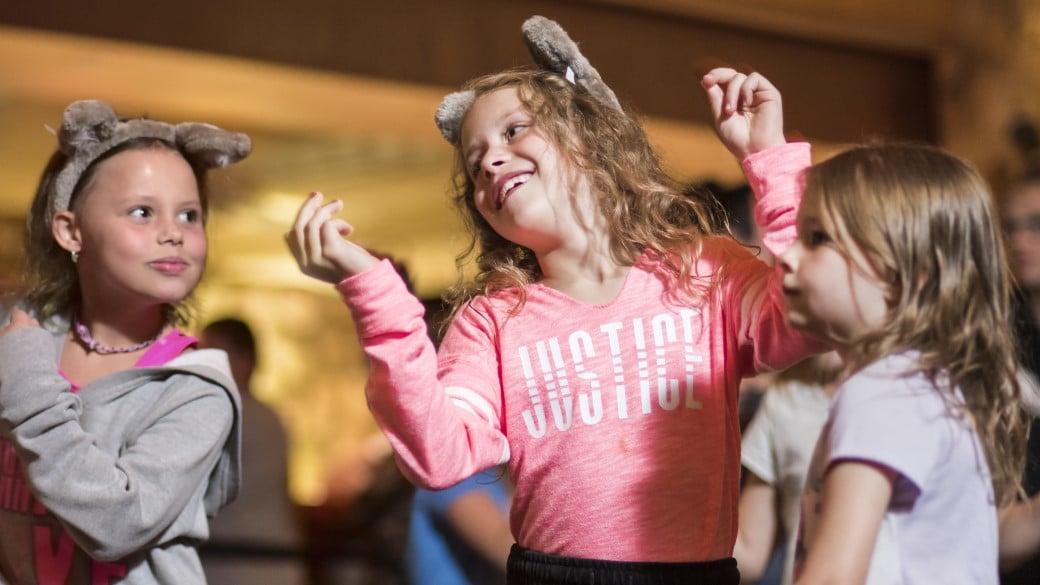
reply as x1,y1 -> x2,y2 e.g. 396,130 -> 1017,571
0,310 -> 40,340
701,67 -> 785,160
284,192 -> 379,284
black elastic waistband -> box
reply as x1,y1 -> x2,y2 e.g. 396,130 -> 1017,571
506,545 -> 740,585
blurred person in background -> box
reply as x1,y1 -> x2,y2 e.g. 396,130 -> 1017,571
199,318 -> 306,585
999,177 -> 1040,584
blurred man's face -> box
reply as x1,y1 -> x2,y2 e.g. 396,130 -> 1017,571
1004,184 -> 1040,292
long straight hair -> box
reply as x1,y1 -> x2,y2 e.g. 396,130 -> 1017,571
807,143 -> 1028,504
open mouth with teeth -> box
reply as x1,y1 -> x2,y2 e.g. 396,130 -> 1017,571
497,173 -> 531,209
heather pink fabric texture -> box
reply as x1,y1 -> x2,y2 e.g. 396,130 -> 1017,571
338,142 -> 817,562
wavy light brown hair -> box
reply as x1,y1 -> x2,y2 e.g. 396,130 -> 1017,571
443,67 -> 723,313
806,143 -> 1028,505
22,138 -> 209,327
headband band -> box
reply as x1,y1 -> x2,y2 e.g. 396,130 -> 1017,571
434,15 -> 623,144
51,100 -> 252,212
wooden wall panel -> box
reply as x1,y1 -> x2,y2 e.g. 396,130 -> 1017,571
0,0 -> 934,143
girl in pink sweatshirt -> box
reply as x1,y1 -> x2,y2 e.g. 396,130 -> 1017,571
286,15 -> 821,585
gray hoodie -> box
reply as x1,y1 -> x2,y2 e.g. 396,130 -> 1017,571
0,319 -> 242,585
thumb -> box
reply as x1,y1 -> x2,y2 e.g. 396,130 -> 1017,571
321,219 -> 354,246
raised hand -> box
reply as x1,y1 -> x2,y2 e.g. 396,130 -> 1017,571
284,192 -> 379,284
701,67 -> 785,159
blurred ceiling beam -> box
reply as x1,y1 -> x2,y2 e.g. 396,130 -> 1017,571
0,0 -> 935,144
574,0 -> 963,54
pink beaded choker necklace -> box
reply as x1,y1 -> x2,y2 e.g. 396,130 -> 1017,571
74,320 -> 164,355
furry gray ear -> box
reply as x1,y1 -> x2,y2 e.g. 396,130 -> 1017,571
175,122 -> 252,168
433,15 -> 622,145
435,90 -> 476,144
521,15 -> 621,112
49,100 -> 252,212
58,100 -> 122,156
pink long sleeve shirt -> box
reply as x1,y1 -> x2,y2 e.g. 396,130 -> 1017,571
338,142 -> 818,562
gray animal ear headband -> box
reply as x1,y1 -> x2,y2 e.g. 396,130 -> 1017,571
434,15 -> 623,144
50,99 -> 252,212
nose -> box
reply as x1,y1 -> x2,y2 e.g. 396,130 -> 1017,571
778,243 -> 799,275
479,144 -> 509,178
158,215 -> 184,246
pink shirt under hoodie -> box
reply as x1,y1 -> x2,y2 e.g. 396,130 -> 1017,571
338,142 -> 817,563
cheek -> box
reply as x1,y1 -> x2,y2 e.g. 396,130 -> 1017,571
185,229 -> 208,259
794,253 -> 826,287
473,186 -> 492,208
854,276 -> 890,318
472,189 -> 500,226
98,229 -> 147,257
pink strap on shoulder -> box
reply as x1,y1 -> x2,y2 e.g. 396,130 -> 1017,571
135,329 -> 197,367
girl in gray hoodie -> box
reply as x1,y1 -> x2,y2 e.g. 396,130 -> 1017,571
0,100 -> 250,585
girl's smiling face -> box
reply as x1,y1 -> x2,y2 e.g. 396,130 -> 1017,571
460,86 -> 593,252
778,192 -> 890,351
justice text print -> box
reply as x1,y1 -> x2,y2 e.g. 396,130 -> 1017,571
517,308 -> 705,438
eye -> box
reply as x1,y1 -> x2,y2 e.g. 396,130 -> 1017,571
807,230 -> 830,247
179,208 -> 202,224
1006,213 -> 1040,235
129,206 -> 152,219
505,124 -> 527,140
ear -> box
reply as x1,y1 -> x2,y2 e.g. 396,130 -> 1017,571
52,210 -> 82,254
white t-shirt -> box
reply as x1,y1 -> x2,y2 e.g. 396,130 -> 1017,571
741,380 -> 831,585
796,352 -> 998,585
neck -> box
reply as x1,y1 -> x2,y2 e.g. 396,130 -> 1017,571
536,247 -> 631,304
76,303 -> 168,352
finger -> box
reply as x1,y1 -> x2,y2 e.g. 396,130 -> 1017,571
305,199 -> 344,265
291,192 -> 324,238
701,66 -> 738,87
321,219 -> 355,254
702,82 -> 725,120
286,192 -> 324,258
702,68 -> 739,119
695,58 -> 732,80
740,72 -> 762,110
723,72 -> 748,115
327,218 -> 355,239
741,72 -> 779,110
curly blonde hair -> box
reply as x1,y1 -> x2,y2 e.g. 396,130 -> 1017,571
807,143 -> 1029,505
443,67 -> 723,314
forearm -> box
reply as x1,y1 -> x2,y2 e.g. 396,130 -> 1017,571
742,141 -> 812,257
734,474 -> 779,581
795,462 -> 893,585
1,333 -> 234,560
447,490 -> 514,571
999,494 -> 1040,571
365,333 -> 507,489
340,262 -> 508,488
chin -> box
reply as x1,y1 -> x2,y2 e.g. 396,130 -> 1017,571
787,315 -> 829,342
784,311 -> 809,330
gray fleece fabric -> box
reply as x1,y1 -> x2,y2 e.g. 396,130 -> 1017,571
0,320 -> 242,585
